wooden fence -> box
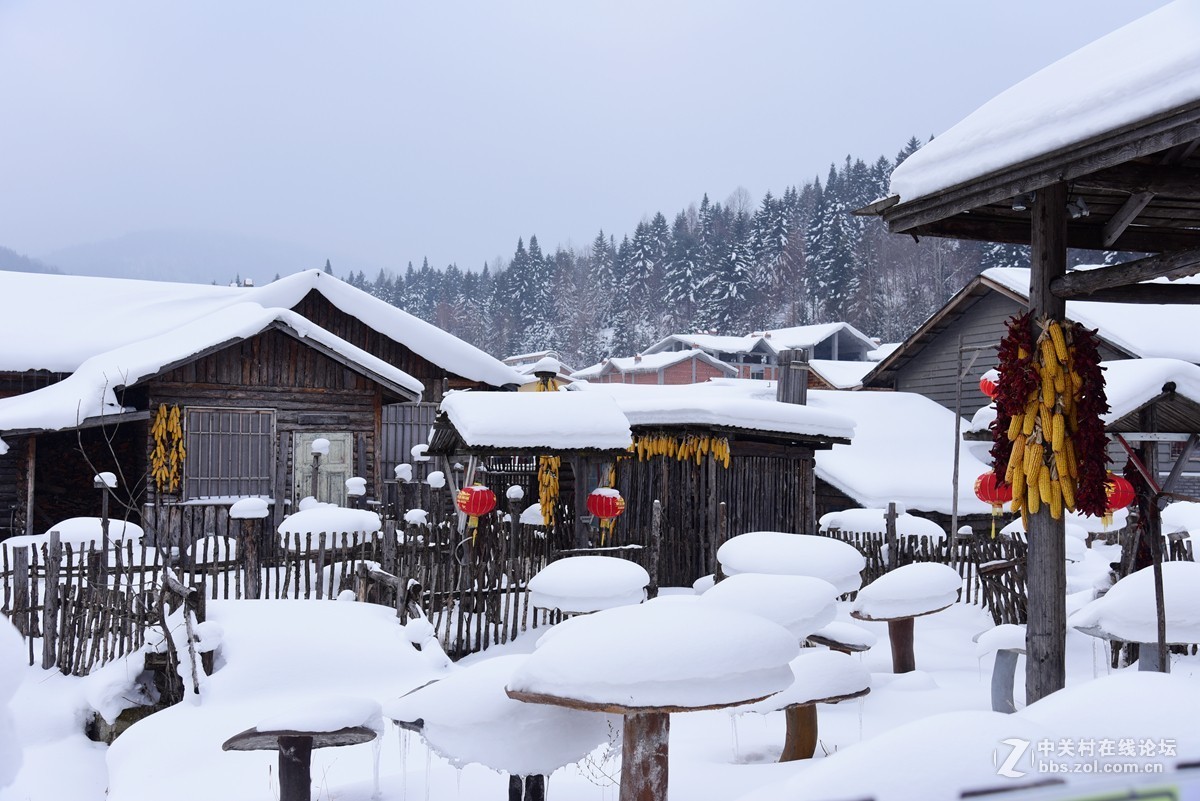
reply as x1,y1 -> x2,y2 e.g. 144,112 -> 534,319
819,527 -> 1029,625
0,498 -> 576,674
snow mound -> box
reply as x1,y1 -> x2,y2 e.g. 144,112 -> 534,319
700,574 -> 838,640
718,532 -> 865,594
735,648 -> 870,713
0,618 -> 23,789
819,508 -> 946,540
277,507 -> 381,537
851,562 -> 962,620
1069,561 -> 1200,644
528,556 -> 649,614
508,598 -> 798,710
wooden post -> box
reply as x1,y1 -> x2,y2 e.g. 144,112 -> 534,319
11,548 -> 29,637
776,349 -> 809,406
647,500 -> 661,600
239,518 -> 261,600
620,711 -> 669,801
888,617 -> 916,674
42,530 -> 61,670
24,437 -> 36,536
885,502 -> 898,571
1026,180 -> 1068,704
1138,411 -> 1169,673
573,456 -> 589,550
278,735 -> 314,801
311,452 -> 321,501
780,705 -> 818,761
382,519 -> 397,576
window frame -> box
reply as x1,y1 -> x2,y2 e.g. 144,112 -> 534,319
182,406 -> 276,501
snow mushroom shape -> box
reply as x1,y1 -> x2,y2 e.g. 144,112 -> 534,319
735,647 -> 871,761
717,531 -> 866,594
698,573 -> 839,640
527,556 -> 650,615
386,655 -> 609,784
851,562 -> 961,673
507,599 -> 798,801
1069,561 -> 1200,672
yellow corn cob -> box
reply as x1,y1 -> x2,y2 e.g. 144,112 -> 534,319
1040,404 -> 1053,437
1006,440 -> 1024,483
1007,414 -> 1023,440
1048,320 -> 1069,362
1023,408 -> 1037,436
1011,466 -> 1026,504
1060,475 -> 1075,511
1041,372 -> 1056,407
1049,479 -> 1063,519
1051,412 -> 1065,452
1027,484 -> 1041,515
1039,465 -> 1053,504
1053,370 -> 1066,395
1040,337 -> 1060,375
1024,441 -> 1044,480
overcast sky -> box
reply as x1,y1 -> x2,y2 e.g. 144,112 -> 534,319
0,1 -> 1166,274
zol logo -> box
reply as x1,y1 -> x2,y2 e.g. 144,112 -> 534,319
994,738 -> 1031,778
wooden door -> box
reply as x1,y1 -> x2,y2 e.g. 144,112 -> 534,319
293,432 -> 354,506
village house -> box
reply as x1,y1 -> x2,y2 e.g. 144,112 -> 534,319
0,270 -> 522,539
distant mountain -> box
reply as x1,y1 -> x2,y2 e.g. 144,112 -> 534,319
0,246 -> 61,275
42,229 -> 383,286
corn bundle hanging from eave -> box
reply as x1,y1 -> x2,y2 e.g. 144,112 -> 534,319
627,433 -> 731,468
150,404 -> 186,494
990,313 -> 1110,529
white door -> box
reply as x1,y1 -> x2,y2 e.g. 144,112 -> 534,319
293,432 -> 354,506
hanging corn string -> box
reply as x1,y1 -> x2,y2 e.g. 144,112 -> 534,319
150,404 -> 186,494
627,432 -> 731,468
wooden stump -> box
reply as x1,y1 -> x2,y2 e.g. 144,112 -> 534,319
779,704 -> 817,761
621,711 -> 669,801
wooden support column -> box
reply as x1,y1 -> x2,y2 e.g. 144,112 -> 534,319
1026,181 -> 1068,704
620,711 -> 669,801
24,437 -> 36,536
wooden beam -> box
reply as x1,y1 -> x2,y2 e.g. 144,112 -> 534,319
1102,192 -> 1156,247
1026,181 -> 1067,705
906,216 -> 1200,253
1075,162 -> 1200,199
1050,247 -> 1200,297
1054,284 -> 1200,304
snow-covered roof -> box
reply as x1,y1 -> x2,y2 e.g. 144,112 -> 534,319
643,322 -> 876,359
574,379 -> 855,441
0,304 -> 423,434
808,388 -> 994,516
1101,358 -> 1200,423
889,1 -> 1200,204
808,358 -> 875,390
983,268 -> 1200,362
601,349 -> 735,376
567,361 -> 604,380
439,390 -> 633,451
1,269 -> 521,387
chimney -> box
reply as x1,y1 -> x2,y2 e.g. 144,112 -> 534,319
634,354 -> 642,363
776,348 -> 809,405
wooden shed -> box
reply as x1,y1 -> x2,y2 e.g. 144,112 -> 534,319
427,376 -> 853,588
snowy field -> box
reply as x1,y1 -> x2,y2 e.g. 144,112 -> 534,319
3,539 -> 1200,801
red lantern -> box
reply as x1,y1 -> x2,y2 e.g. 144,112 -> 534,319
1102,473 -> 1135,528
974,471 -> 1012,515
587,488 -> 625,544
974,470 -> 1012,538
979,369 -> 1000,400
456,484 -> 496,541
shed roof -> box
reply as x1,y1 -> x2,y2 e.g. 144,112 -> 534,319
600,349 -> 735,377
867,0 -> 1200,261
643,322 -> 876,359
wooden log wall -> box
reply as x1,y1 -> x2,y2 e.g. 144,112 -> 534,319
147,328 -> 389,512
613,448 -> 816,588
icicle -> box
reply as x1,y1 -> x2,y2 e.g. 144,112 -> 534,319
424,747 -> 432,801
371,729 -> 383,800
857,695 -> 865,743
455,767 -> 462,800
397,729 -> 409,800
730,714 -> 741,762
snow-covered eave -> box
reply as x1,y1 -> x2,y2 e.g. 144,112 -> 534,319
0,305 -> 424,435
254,271 -> 524,388
602,350 -> 737,376
813,465 -> 988,517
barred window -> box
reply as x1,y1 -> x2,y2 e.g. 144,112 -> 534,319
184,408 -> 275,499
